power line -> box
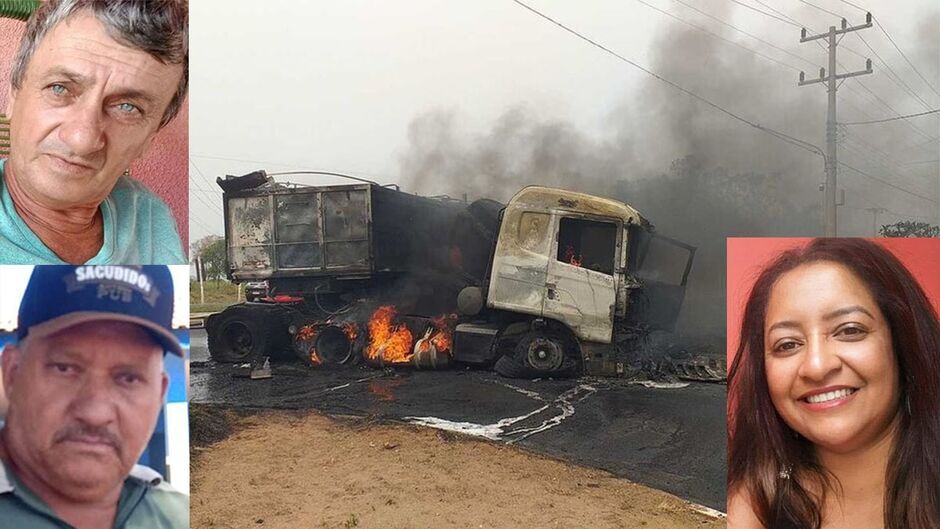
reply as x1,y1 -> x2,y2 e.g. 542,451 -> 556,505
871,15 -> 940,99
635,0 -> 800,72
513,0 -> 940,213
672,0 -> 827,70
839,161 -> 939,204
798,0 -> 845,20
843,108 -> 940,125
850,78 -> 937,142
843,203 -> 939,223
510,0 -> 825,158
729,0 -> 801,28
796,3 -> 938,109
855,32 -> 933,110
188,160 -> 225,215
729,0 -> 934,135
190,153 -> 305,169
835,0 -> 869,12
753,0 -> 803,27
842,134 -> 912,174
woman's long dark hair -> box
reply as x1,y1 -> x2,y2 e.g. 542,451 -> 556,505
728,238 -> 940,529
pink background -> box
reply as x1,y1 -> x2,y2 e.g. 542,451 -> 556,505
1,17 -> 189,252
727,237 -> 940,365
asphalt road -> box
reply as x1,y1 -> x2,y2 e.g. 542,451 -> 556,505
189,329 -> 727,511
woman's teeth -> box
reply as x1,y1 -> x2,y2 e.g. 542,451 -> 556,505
805,388 -> 856,404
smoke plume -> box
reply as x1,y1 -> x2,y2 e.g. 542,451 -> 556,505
397,4 -> 940,338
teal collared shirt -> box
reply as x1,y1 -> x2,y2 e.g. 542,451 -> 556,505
0,458 -> 188,529
0,159 -> 186,264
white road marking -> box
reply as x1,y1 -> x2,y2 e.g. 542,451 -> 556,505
404,383 -> 598,443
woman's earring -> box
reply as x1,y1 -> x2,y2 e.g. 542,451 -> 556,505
779,465 -> 792,480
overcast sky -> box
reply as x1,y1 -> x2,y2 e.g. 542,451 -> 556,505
189,0 -> 939,247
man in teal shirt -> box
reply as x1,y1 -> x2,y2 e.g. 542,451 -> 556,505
0,265 -> 188,529
0,159 -> 185,264
1,0 -> 188,264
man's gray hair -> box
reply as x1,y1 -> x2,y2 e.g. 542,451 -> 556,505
10,0 -> 188,129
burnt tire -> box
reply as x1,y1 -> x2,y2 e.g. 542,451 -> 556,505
495,331 -> 579,379
207,304 -> 289,363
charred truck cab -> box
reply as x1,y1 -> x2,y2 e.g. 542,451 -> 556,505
207,171 -> 694,378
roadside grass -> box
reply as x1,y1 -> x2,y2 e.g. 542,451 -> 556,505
191,280 -> 242,314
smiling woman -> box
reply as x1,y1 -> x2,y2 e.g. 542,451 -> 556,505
726,238 -> 940,529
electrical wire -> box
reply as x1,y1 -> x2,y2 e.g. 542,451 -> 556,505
856,32 -> 933,110
798,0 -> 845,20
871,15 -> 940,99
510,0 -> 825,159
513,0 -> 940,208
838,161 -> 939,204
729,0 -> 801,28
834,0 -> 868,12
635,0 -> 801,71
843,108 -> 940,125
188,159 -> 225,215
736,0 -> 937,131
670,0 -> 823,70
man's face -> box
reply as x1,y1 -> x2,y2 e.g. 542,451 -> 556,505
1,320 -> 167,501
6,12 -> 183,209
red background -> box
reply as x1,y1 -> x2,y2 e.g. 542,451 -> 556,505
726,238 -> 940,365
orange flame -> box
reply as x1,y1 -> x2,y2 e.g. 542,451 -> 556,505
296,324 -> 321,365
309,348 -> 322,365
365,306 -> 414,364
429,313 -> 457,353
342,322 -> 359,341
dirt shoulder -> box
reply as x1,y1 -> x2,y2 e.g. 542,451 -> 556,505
191,404 -> 725,529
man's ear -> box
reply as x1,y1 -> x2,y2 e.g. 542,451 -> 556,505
1,344 -> 23,399
4,85 -> 15,116
160,371 -> 169,403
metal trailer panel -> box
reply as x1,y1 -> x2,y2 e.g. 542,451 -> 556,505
224,183 -> 373,281
224,181 -> 496,288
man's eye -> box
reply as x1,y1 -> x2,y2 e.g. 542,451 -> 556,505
50,362 -> 76,374
49,84 -> 68,96
116,102 -> 140,114
117,373 -> 143,385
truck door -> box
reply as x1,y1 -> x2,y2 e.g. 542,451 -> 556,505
543,216 -> 620,343
629,229 -> 696,331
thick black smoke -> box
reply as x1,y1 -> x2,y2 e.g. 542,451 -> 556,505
397,5 -> 939,338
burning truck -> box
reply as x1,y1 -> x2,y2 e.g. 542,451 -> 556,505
206,171 -> 696,378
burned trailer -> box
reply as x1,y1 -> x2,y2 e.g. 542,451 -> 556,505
206,171 -> 696,379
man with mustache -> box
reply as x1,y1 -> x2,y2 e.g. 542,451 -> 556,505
0,0 -> 187,264
0,265 -> 187,529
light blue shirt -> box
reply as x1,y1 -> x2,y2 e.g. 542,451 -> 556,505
0,159 -> 185,264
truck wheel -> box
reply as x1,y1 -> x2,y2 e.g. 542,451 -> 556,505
208,305 -> 284,363
496,331 -> 579,379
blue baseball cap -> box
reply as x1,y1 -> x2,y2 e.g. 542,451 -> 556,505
17,265 -> 182,356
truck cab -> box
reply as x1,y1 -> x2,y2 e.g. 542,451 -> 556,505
456,186 -> 695,377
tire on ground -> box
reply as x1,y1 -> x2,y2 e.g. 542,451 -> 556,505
207,304 -> 290,363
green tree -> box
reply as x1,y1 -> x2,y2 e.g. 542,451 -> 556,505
879,221 -> 940,238
198,238 -> 228,280
191,235 -> 227,281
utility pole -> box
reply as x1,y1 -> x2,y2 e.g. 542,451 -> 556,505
864,207 -> 887,236
799,13 -> 873,237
